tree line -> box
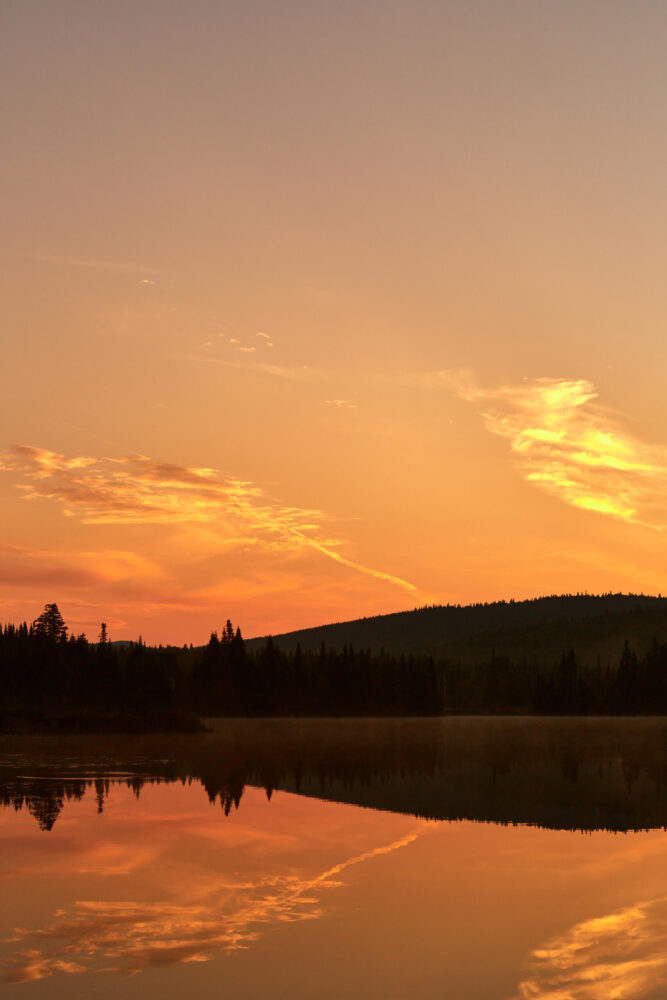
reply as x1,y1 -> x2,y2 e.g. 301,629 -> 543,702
3,603 -> 667,720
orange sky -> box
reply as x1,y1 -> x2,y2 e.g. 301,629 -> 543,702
3,2 -> 667,642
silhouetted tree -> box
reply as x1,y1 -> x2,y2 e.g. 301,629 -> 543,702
32,603 -> 67,642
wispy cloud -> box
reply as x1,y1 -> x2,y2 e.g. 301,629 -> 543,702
1,829 -> 421,981
445,372 -> 667,525
173,353 -> 331,382
325,399 -> 357,409
0,447 -> 415,593
509,897 -> 667,999
31,254 -> 163,277
0,543 -> 161,591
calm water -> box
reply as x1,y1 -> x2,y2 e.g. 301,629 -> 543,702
2,718 -> 667,999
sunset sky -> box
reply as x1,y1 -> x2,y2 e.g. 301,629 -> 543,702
3,1 -> 667,643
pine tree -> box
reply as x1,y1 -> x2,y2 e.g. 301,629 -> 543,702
32,603 -> 67,642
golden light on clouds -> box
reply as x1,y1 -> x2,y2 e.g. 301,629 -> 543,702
448,374 -> 667,526
510,897 -> 667,1000
2,366 -> 667,641
0,446 -> 415,596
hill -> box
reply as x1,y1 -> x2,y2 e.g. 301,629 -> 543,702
246,593 -> 667,668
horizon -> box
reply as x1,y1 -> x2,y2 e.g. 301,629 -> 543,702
6,589 -> 666,647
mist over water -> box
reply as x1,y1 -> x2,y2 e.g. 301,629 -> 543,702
4,717 -> 667,832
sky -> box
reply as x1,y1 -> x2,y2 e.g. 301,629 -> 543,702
3,1 -> 667,643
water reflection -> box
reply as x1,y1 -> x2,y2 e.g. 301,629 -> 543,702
511,897 -> 667,999
3,717 -> 667,832
0,779 -> 425,985
2,822 -> 422,983
4,720 -> 667,998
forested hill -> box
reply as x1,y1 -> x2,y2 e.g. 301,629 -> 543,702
246,594 -> 667,665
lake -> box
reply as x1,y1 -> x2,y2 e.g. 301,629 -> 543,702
2,717 -> 667,998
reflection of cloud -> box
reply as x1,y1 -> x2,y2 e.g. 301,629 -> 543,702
0,446 -> 415,594
445,372 -> 667,525
510,897 -> 667,999
2,831 -> 420,982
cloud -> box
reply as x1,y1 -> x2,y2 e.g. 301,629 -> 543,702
0,544 -> 161,592
325,399 -> 358,409
31,254 -> 163,276
1,830 -> 421,981
174,353 -> 329,383
509,897 -> 667,999
0,447 -> 415,594
3,953 -> 85,983
9,446 -> 96,476
445,373 -> 667,526
256,332 -> 274,347
239,346 -> 256,353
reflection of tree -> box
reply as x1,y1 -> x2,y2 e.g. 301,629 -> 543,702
28,791 -> 66,832
4,780 -> 89,831
3,718 -> 667,833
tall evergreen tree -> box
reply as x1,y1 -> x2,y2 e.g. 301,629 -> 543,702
32,603 -> 67,642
